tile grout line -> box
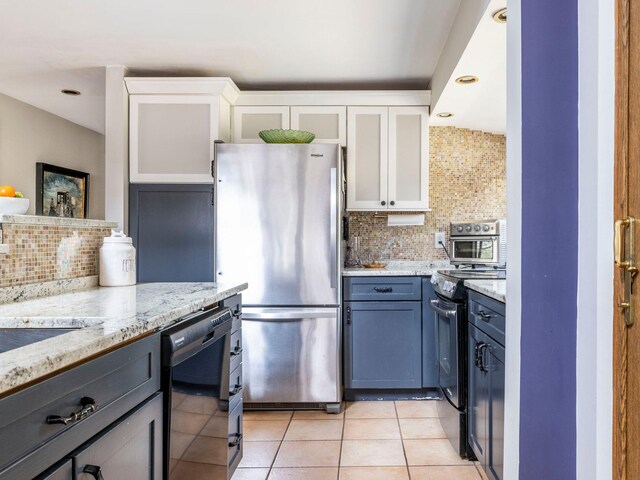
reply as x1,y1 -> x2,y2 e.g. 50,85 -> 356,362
337,402 -> 347,480
264,411 -> 293,479
394,401 -> 413,480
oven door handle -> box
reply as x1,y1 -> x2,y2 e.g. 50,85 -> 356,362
429,299 -> 457,318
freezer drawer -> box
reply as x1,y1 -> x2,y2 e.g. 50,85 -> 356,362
241,307 -> 341,404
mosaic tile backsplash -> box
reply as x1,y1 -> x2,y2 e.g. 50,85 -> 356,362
0,224 -> 112,287
348,126 -> 506,261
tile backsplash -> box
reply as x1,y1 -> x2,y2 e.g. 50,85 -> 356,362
348,126 -> 506,261
0,217 -> 116,288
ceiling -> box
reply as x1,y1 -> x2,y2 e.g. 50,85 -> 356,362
429,0 -> 506,134
0,0 -> 462,133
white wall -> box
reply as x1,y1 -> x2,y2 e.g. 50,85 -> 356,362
0,93 -> 105,219
504,0 -> 522,477
576,0 -> 615,478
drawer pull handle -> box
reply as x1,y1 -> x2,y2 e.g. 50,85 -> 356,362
83,465 -> 105,480
229,433 -> 243,447
477,310 -> 493,321
373,287 -> 393,293
233,309 -> 242,319
46,397 -> 98,425
230,385 -> 243,397
231,346 -> 243,356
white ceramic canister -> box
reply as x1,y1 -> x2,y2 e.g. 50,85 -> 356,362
99,230 -> 136,286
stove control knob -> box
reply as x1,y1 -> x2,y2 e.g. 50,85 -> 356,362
457,226 -> 464,233
474,225 -> 481,232
465,225 -> 472,232
483,225 -> 490,232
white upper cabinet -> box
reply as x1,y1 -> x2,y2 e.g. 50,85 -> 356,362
291,106 -> 347,145
388,107 -> 429,210
347,107 -> 389,210
232,106 -> 290,143
130,95 -> 230,183
346,106 -> 429,211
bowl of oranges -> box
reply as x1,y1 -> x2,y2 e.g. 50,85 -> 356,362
0,185 -> 29,215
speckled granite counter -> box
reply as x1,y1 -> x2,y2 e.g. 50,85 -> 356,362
0,282 -> 247,395
464,279 -> 506,303
343,261 -> 453,277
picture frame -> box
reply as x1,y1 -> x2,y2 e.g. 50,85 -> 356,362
36,163 -> 90,219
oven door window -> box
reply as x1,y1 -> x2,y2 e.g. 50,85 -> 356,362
453,240 -> 495,260
169,335 -> 230,478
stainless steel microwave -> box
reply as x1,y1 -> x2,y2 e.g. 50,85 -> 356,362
449,219 -> 506,267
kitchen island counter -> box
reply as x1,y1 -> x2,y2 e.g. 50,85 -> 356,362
0,282 -> 247,395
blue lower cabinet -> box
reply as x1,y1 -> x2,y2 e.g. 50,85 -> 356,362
421,279 -> 439,388
344,301 -> 422,389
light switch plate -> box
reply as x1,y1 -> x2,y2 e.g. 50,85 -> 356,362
435,232 -> 446,249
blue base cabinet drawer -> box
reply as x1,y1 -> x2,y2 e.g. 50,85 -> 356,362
344,301 -> 422,389
344,277 -> 422,302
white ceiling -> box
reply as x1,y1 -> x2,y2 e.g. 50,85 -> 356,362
0,0 -> 462,133
429,0 -> 506,134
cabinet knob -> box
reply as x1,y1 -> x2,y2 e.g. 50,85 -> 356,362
381,201 -> 386,206
390,201 -> 395,206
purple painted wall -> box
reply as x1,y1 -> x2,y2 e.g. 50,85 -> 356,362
519,0 -> 578,478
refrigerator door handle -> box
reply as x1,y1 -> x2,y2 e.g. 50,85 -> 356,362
330,167 -> 338,289
242,308 -> 338,320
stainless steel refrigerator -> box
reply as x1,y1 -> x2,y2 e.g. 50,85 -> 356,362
214,143 -> 342,412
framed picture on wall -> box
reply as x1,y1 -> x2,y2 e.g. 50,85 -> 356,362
36,163 -> 89,219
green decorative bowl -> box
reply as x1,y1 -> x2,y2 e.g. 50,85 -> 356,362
258,129 -> 316,144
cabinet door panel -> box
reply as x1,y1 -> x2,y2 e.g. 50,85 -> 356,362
345,301 -> 421,388
347,107 -> 388,210
489,343 -> 505,480
233,106 -> 290,143
468,324 -> 490,466
130,95 -> 219,183
388,107 -> 429,210
291,106 -> 346,144
73,393 -> 162,480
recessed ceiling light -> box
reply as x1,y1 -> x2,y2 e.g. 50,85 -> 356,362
493,8 -> 507,23
61,89 -> 81,96
455,75 -> 479,85
436,112 -> 454,118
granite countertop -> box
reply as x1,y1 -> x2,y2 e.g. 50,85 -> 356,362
343,260 -> 453,277
0,282 -> 247,395
464,279 -> 506,303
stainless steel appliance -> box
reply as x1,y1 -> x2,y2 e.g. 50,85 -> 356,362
161,306 -> 241,479
450,220 -> 506,267
214,143 -> 342,412
429,268 -> 506,457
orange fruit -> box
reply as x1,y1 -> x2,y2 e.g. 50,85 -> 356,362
0,186 -> 15,197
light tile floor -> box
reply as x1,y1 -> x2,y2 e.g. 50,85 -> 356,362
233,401 -> 487,480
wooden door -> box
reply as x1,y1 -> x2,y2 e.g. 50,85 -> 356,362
614,0 -> 640,477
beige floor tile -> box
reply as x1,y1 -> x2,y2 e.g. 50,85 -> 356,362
398,418 -> 446,439
231,468 -> 270,480
343,419 -> 401,440
171,460 -> 228,480
268,467 -> 339,479
409,465 -> 483,479
395,401 -> 438,418
292,410 -> 345,420
274,441 -> 341,467
200,414 -> 229,437
340,440 -> 406,467
238,441 -> 281,468
182,436 -> 228,465
244,410 -> 294,421
345,401 -> 397,419
284,420 -> 343,441
170,431 -> 196,460
339,466 -> 410,480
404,439 -> 473,466
475,463 -> 490,480
244,420 -> 290,441
171,410 -> 211,435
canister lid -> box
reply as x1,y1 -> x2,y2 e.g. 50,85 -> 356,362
103,229 -> 133,244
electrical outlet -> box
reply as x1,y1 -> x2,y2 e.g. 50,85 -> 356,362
435,232 -> 446,249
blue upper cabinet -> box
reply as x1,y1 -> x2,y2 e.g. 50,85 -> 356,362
344,300 -> 422,389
